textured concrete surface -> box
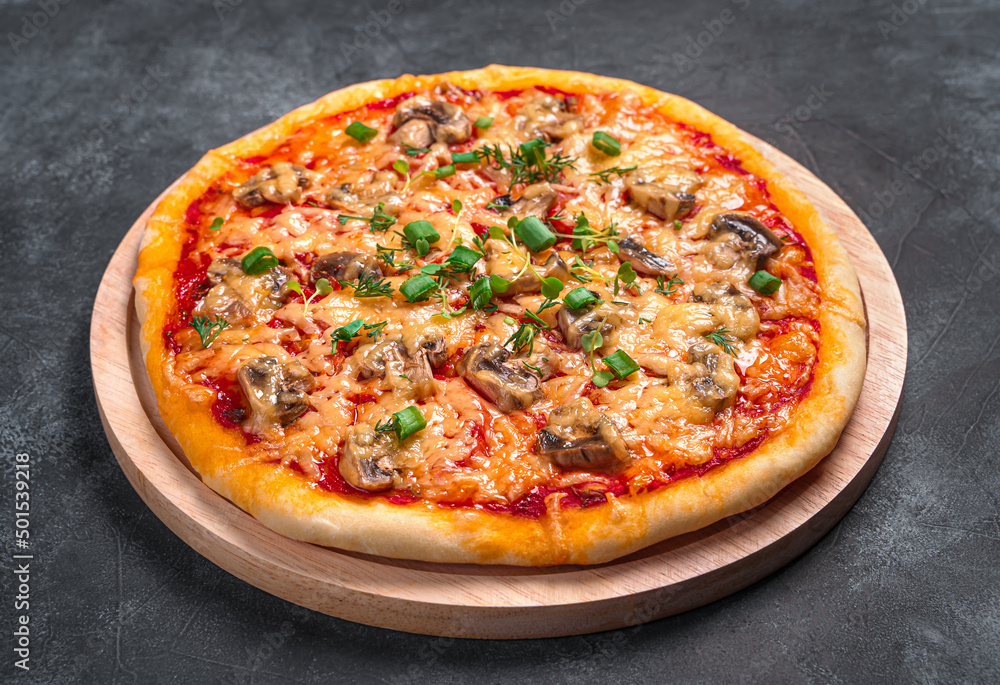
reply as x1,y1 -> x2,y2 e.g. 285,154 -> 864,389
1,0 -> 998,682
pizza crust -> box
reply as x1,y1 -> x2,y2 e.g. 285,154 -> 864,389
134,65 -> 866,566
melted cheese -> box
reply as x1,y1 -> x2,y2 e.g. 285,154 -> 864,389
170,86 -> 823,504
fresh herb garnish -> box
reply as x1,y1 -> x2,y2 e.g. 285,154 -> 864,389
189,315 -> 230,348
286,278 -> 332,316
748,270 -> 782,295
345,121 -> 378,143
474,116 -> 493,130
612,262 -> 639,296
339,272 -> 394,298
337,202 -> 395,234
514,216 -> 557,252
571,213 -> 620,252
590,165 -> 637,185
402,143 -> 430,156
654,274 -> 684,296
591,131 -> 622,156
209,217 -> 224,230
475,138 -> 577,189
241,246 -> 280,275
375,406 -> 427,442
400,220 -> 441,257
704,327 -> 739,356
400,273 -> 439,302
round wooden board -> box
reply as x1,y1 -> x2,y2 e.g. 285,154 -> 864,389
90,132 -> 906,640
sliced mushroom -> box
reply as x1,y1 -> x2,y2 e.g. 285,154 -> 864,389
311,252 -> 382,285
708,213 -> 783,269
383,343 -> 436,398
237,356 -> 314,434
391,95 -> 472,145
457,343 -> 544,413
339,425 -> 396,492
689,282 -> 760,340
624,165 -> 701,222
357,340 -> 404,381
198,258 -> 290,324
556,294 -> 620,349
419,337 -> 449,369
616,235 -> 675,276
501,183 -> 558,220
669,342 -> 739,412
485,244 -> 570,297
536,398 -> 628,469
516,94 -> 583,142
325,171 -> 404,216
233,163 -> 315,208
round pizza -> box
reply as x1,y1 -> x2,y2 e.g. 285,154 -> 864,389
134,65 -> 866,566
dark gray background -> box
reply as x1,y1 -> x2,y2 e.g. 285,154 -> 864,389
2,0 -> 998,682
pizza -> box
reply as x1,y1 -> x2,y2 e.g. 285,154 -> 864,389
134,65 -> 866,566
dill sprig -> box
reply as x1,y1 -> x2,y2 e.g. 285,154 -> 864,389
339,272 -> 394,298
475,139 -> 577,189
704,327 -> 739,356
589,165 -> 637,185
655,274 -> 684,296
189,315 -> 230,348
337,202 -> 395,234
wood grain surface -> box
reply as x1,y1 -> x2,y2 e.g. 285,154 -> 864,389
89,133 -> 907,639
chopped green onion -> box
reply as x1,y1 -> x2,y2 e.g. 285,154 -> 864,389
451,152 -> 479,164
403,220 -> 440,257
673,219 -> 683,230
392,406 -> 427,441
209,217 -> 224,230
519,138 -> 547,165
345,121 -> 377,143
749,270 -> 782,295
431,164 -> 456,179
602,349 -> 640,380
403,144 -> 430,156
469,277 -> 493,309
445,245 -> 483,272
474,116 -> 493,129
400,273 -> 438,302
241,246 -> 279,275
331,319 -> 364,345
564,287 -> 599,310
514,216 -> 557,252
592,131 -> 621,156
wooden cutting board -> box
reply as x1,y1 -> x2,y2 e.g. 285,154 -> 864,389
90,133 -> 907,639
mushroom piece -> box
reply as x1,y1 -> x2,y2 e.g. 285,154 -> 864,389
233,163 -> 315,208
311,252 -> 382,285
198,258 -> 291,324
689,282 -> 760,340
485,244 -> 570,297
708,213 -> 783,269
390,95 -> 472,145
516,94 -> 583,142
501,183 -> 558,220
556,294 -> 620,349
624,165 -> 701,222
419,337 -> 449,369
325,171 -> 404,216
671,342 -> 739,412
339,425 -> 396,492
237,357 -> 315,434
382,343 -> 437,398
457,343 -> 544,413
536,398 -> 628,469
357,340 -> 403,381
616,235 -> 675,276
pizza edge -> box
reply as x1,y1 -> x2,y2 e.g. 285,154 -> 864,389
133,65 -> 867,566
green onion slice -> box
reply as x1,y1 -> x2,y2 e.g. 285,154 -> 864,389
602,349 -> 640,380
592,131 -> 621,156
445,245 -> 483,272
469,277 -> 493,309
345,121 -> 377,143
432,164 -> 456,179
474,116 -> 493,129
393,406 -> 427,441
451,152 -> 479,164
400,273 -> 438,302
748,270 -> 782,295
564,287 -> 599,310
209,217 -> 224,230
241,246 -> 279,275
514,216 -> 557,252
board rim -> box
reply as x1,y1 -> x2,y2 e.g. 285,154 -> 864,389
90,132 -> 907,639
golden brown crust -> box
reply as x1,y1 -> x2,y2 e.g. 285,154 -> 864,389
134,65 -> 866,566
